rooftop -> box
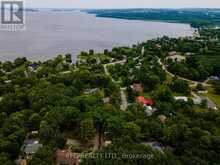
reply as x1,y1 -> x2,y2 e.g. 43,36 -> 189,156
24,143 -> 42,154
29,63 -> 38,69
174,96 -> 188,102
137,96 -> 155,106
168,51 -> 177,56
209,76 -> 220,81
167,54 -> 186,62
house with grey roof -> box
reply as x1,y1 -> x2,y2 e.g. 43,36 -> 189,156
23,140 -> 42,159
209,76 -> 220,81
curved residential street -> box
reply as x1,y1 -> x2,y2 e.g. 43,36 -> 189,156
157,58 -> 211,87
103,60 -> 128,111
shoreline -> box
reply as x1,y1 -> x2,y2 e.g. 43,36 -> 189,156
0,11 -> 194,62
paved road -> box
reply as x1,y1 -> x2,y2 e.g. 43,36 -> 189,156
160,58 -> 217,110
96,57 -> 101,65
158,58 -> 211,87
191,91 -> 202,104
103,59 -> 126,69
120,87 -> 128,111
103,64 -> 110,76
191,92 -> 217,110
103,60 -> 128,111
103,59 -> 126,83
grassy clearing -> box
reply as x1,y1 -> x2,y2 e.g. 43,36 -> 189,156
164,74 -> 173,85
139,92 -> 151,98
193,106 -> 209,112
172,92 -> 188,97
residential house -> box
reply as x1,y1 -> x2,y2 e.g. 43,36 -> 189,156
28,63 -> 38,71
155,44 -> 162,49
23,140 -> 42,159
167,51 -> 186,62
137,96 -> 156,116
137,96 -> 155,106
209,76 -> 220,81
174,96 -> 188,102
167,54 -> 186,63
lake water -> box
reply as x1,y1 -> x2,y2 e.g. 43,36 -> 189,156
0,11 -> 194,62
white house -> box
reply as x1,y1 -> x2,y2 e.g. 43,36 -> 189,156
167,55 -> 186,63
174,96 -> 188,102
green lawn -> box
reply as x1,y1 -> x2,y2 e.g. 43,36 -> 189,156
164,74 -> 173,85
172,92 -> 189,97
78,53 -> 112,64
139,92 -> 151,98
193,106 -> 209,112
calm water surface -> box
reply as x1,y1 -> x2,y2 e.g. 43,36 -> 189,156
0,11 -> 194,61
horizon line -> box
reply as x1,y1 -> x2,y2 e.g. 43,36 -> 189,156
25,7 -> 220,10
